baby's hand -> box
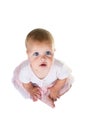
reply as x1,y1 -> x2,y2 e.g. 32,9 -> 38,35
48,86 -> 60,101
29,86 -> 41,101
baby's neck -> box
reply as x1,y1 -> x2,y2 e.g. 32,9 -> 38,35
31,66 -> 51,80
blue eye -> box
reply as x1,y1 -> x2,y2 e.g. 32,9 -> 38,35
33,52 -> 39,56
45,51 -> 52,56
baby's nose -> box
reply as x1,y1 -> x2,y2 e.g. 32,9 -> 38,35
40,55 -> 46,61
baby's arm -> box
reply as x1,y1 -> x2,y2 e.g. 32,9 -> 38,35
22,82 -> 41,101
48,78 -> 67,101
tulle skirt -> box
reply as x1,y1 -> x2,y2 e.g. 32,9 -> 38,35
12,62 -> 74,107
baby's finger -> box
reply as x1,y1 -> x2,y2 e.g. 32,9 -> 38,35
57,94 -> 60,98
52,97 -> 57,101
32,95 -> 38,101
34,90 -> 41,96
36,87 -> 42,92
32,92 -> 41,99
49,94 -> 57,101
37,93 -> 41,98
34,87 -> 41,92
53,98 -> 57,101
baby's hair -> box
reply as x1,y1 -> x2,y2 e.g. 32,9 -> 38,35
25,28 -> 54,48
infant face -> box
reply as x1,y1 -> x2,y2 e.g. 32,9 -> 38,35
27,40 -> 54,79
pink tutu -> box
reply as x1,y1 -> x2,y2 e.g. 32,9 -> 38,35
12,61 -> 73,107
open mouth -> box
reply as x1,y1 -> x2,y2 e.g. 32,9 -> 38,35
40,63 -> 47,67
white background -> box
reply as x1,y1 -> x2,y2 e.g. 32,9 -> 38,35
0,0 -> 87,130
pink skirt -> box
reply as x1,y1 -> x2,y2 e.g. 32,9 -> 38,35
12,62 -> 73,107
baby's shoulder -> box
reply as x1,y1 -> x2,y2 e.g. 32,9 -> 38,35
19,60 -> 29,71
54,59 -> 64,68
54,59 -> 72,73
15,60 -> 29,74
19,60 -> 29,68
13,60 -> 29,77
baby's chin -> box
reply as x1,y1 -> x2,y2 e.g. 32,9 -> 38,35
35,68 -> 50,79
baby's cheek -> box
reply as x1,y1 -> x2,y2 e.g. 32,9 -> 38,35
48,58 -> 53,65
30,57 -> 36,62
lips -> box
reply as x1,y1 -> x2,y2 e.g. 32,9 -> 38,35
40,63 -> 47,67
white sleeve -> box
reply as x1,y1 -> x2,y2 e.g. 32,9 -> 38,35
57,64 -> 72,79
19,66 -> 31,83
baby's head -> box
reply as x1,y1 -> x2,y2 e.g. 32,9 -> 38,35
25,28 -> 54,50
25,28 -> 55,79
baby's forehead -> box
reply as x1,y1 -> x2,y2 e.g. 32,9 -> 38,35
30,45 -> 53,51
27,40 -> 53,48
28,39 -> 52,44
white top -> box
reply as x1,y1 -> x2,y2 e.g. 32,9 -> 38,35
19,59 -> 72,88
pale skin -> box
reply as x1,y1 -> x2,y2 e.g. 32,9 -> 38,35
23,78 -> 67,103
23,82 -> 41,101
48,78 -> 67,101
22,39 -> 67,107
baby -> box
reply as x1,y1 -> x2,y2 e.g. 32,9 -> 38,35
12,28 -> 73,108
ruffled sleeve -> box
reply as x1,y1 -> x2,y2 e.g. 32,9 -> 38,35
19,63 -> 31,83
56,61 -> 72,79
12,60 -> 31,98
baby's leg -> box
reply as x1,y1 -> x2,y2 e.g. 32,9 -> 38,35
40,90 -> 55,108
59,77 -> 73,97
